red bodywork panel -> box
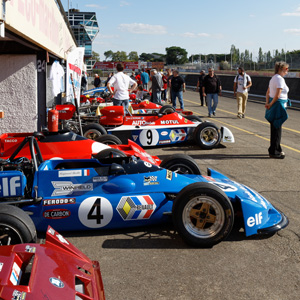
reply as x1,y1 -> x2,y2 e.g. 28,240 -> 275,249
0,226 -> 105,299
0,132 -> 161,165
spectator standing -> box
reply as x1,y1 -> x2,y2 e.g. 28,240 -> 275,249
166,68 -> 173,103
93,74 -> 101,88
81,71 -> 87,94
265,61 -> 290,159
130,71 -> 137,81
104,72 -> 113,86
141,68 -> 150,90
150,69 -> 163,104
202,68 -> 222,117
170,70 -> 186,109
135,72 -> 142,86
107,63 -> 137,114
234,67 -> 252,118
196,70 -> 206,106
161,72 -> 168,101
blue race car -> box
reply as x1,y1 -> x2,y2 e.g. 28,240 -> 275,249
0,135 -> 288,247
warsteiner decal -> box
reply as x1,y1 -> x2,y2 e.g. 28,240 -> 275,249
117,195 -> 156,220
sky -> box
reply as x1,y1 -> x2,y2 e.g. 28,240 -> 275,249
60,0 -> 300,62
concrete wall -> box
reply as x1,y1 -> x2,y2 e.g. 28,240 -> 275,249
0,55 -> 38,133
185,74 -> 300,101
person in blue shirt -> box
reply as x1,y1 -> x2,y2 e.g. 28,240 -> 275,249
141,68 -> 150,90
265,61 -> 290,159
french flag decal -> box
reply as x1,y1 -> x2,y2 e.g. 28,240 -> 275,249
84,170 -> 90,176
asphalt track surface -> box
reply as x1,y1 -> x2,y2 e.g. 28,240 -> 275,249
64,91 -> 300,300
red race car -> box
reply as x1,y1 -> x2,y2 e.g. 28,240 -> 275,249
0,225 -> 105,299
0,131 -> 202,175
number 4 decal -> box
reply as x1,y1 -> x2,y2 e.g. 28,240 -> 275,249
87,198 -> 104,224
79,196 -> 113,228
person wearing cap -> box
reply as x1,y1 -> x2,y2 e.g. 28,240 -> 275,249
196,70 -> 206,106
233,67 -> 252,118
93,73 -> 101,88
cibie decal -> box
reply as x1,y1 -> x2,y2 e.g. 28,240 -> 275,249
51,181 -> 93,196
117,195 -> 156,220
43,209 -> 71,219
78,197 -> 113,228
49,277 -> 64,288
211,182 -> 238,192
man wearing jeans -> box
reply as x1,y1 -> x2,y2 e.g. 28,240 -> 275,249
171,70 -> 186,109
202,67 -> 222,117
107,63 -> 137,115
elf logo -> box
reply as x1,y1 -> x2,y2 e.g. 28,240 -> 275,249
247,212 -> 263,227
0,176 -> 21,197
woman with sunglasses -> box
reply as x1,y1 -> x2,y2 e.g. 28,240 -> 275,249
265,61 -> 290,159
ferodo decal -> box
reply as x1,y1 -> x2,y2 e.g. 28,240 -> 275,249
51,181 -> 93,196
43,198 -> 76,206
78,196 -> 113,228
117,195 -> 156,220
139,129 -> 159,146
211,182 -> 238,192
43,209 -> 71,219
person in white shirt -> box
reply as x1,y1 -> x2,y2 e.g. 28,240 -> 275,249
107,63 -> 137,114
233,67 -> 252,118
265,61 -> 290,159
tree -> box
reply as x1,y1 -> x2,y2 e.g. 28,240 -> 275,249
111,51 -> 127,61
104,50 -> 113,61
165,46 -> 188,64
92,51 -> 100,61
128,51 -> 139,61
258,47 -> 263,63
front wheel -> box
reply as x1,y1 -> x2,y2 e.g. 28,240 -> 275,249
83,124 -> 107,140
172,182 -> 234,247
159,105 -> 175,115
194,122 -> 221,150
184,115 -> 203,123
0,205 -> 37,245
93,148 -> 127,160
160,154 -> 201,175
96,134 -> 122,145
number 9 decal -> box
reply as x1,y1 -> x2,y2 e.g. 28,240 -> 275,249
139,129 -> 159,146
79,196 -> 113,228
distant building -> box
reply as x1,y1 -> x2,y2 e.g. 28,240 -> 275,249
67,9 -> 99,71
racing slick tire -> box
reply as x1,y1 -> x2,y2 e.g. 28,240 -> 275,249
172,182 -> 234,247
83,124 -> 107,140
0,205 -> 37,245
159,105 -> 176,115
93,148 -> 127,159
193,122 -> 221,150
184,115 -> 203,123
96,134 -> 122,145
160,154 -> 201,175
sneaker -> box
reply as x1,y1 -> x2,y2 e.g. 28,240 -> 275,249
269,152 -> 285,159
208,114 -> 212,117
213,112 -> 216,116
237,114 -> 242,119
242,114 -> 245,118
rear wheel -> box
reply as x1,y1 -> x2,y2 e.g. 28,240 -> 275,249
0,205 -> 37,245
83,124 -> 107,140
160,154 -> 201,175
96,134 -> 122,145
194,122 -> 221,149
159,105 -> 175,114
172,182 -> 234,247
93,148 -> 127,159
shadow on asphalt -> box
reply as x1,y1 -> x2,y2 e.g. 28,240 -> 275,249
38,222 -> 275,250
